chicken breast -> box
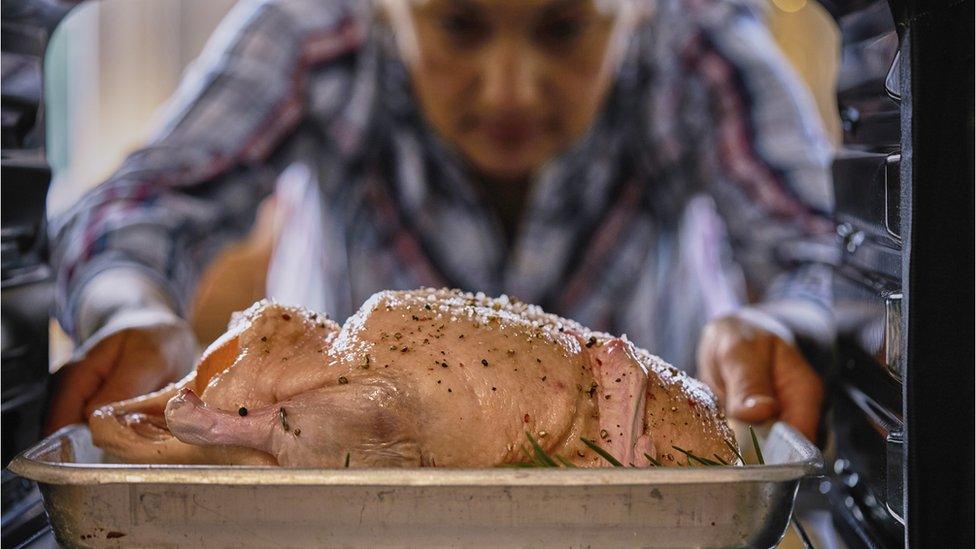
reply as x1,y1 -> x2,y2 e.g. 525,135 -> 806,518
91,288 -> 738,467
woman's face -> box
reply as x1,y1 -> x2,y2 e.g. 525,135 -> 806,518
386,0 -> 636,182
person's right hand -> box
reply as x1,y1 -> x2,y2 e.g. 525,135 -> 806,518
44,327 -> 195,434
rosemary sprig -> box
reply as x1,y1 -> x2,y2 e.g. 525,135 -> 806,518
498,433 -> 576,468
669,427 -> 765,467
494,429 -> 761,469
555,455 -> 578,468
580,437 -> 624,467
749,426 -> 765,465
520,443 -> 542,466
525,432 -> 559,467
671,445 -> 723,467
725,438 -> 745,464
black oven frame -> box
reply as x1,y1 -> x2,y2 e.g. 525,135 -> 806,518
895,0 -> 974,546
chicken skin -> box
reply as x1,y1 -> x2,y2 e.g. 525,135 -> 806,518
91,289 -> 738,467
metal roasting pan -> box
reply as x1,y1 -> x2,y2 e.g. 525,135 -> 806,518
9,421 -> 822,548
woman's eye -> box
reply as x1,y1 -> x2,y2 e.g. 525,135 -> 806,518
536,16 -> 586,48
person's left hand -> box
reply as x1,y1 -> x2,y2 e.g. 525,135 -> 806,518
697,312 -> 823,442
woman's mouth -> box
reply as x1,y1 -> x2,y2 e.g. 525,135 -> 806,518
468,114 -> 542,149
484,120 -> 533,143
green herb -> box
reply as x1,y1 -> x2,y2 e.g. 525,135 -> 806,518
496,433 -> 581,468
520,443 -> 541,466
749,426 -> 765,465
526,432 -> 558,467
671,445 -> 723,466
496,431 -> 753,469
665,428 -> 763,467
555,455 -> 578,468
725,439 -> 745,464
580,437 -> 623,467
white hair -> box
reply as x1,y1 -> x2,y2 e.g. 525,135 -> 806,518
378,0 -> 649,70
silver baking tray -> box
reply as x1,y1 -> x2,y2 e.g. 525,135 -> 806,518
9,422 -> 821,548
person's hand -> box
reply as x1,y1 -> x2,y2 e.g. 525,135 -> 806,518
697,313 -> 823,441
44,327 -> 195,434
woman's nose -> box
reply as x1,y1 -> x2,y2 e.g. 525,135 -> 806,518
478,39 -> 541,113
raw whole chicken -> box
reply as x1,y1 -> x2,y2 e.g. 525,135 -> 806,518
90,289 -> 739,467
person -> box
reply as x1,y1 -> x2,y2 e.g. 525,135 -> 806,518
45,0 -> 833,442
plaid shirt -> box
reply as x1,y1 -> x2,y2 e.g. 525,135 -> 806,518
51,0 -> 834,372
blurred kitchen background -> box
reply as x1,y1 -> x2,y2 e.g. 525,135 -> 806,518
45,0 -> 237,216
45,0 -> 847,215
42,0 -> 851,361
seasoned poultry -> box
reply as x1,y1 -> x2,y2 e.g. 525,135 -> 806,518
91,288 -> 738,467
